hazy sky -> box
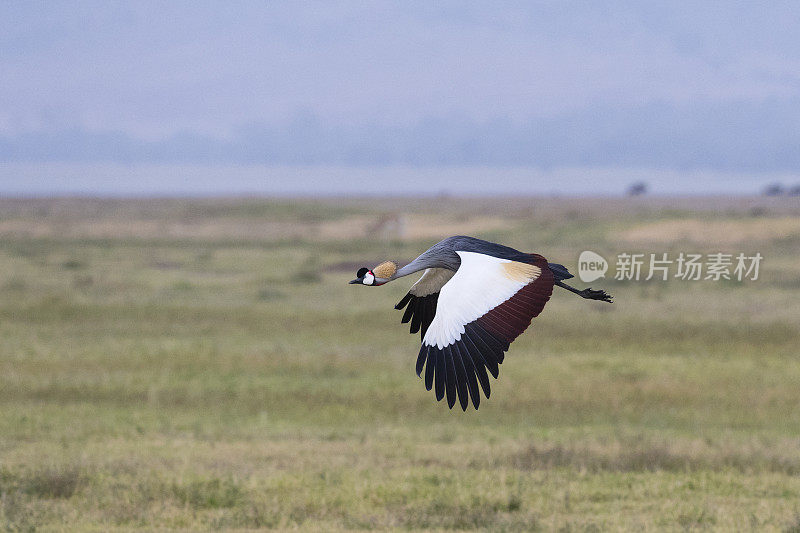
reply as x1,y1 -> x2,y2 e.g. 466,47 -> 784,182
2,2 -> 799,195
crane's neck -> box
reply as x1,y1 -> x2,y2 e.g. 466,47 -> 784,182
391,247 -> 460,281
393,260 -> 426,279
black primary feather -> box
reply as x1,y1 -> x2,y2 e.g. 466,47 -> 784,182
409,304 -> 423,333
455,342 -> 481,410
451,344 -> 470,411
394,293 -> 413,310
444,346 -> 457,409
401,304 -> 415,324
424,349 -> 435,390
415,345 -> 427,377
434,349 -> 446,401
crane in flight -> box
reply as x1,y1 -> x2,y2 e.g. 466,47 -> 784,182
349,235 -> 612,411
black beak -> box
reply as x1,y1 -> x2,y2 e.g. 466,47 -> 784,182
348,278 -> 362,284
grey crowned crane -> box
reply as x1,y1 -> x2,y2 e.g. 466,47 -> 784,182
349,235 -> 612,411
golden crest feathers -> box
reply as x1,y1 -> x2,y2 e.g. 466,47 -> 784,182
372,261 -> 398,278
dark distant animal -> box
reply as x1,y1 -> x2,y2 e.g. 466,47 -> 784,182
349,236 -> 612,411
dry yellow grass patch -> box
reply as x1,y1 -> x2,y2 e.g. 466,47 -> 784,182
617,216 -> 800,245
318,213 -> 509,241
402,214 -> 508,239
0,212 -> 509,242
0,217 -> 308,240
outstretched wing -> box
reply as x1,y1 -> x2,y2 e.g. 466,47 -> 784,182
416,251 -> 554,411
394,268 -> 455,339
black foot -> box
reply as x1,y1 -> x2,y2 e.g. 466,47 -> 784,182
581,288 -> 613,303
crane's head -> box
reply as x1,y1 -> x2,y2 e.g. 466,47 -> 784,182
349,261 -> 397,286
349,267 -> 377,285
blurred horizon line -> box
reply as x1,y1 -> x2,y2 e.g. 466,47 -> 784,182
1,162 -> 798,198
0,192 -> 795,201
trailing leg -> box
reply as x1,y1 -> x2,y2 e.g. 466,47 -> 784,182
555,280 -> 613,303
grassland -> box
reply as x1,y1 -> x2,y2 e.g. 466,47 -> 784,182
1,195 -> 799,531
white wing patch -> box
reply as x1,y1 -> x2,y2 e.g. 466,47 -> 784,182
410,268 -> 455,297
423,251 -> 536,349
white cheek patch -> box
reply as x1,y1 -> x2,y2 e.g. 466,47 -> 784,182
363,272 -> 375,285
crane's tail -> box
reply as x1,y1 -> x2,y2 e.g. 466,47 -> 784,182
548,263 -> 574,282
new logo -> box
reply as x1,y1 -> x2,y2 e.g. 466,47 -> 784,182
578,250 -> 608,283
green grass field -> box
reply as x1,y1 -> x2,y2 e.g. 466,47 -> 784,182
1,196 -> 799,531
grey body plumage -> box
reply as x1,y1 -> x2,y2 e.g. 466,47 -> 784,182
393,235 -> 569,279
